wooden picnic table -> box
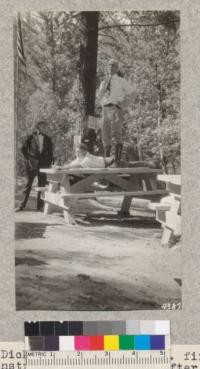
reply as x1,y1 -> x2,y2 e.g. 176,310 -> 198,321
40,167 -> 168,225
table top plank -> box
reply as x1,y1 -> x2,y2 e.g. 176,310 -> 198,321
61,189 -> 168,198
158,174 -> 181,185
40,167 -> 162,175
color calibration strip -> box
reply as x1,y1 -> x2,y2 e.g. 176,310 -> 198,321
25,320 -> 170,336
25,334 -> 170,351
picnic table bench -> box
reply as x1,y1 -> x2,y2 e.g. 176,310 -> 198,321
148,175 -> 181,246
40,167 -> 169,225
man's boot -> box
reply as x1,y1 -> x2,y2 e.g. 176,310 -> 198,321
115,143 -> 123,167
117,143 -> 123,165
104,145 -> 111,157
104,156 -> 115,167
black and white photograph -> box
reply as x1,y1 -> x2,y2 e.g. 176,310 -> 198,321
14,10 -> 181,311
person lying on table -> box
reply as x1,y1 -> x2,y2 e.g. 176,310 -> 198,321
53,143 -> 158,189
55,143 -> 115,170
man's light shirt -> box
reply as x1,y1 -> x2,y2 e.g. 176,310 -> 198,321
98,74 -> 134,106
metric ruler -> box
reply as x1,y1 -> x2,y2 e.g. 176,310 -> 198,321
25,350 -> 171,369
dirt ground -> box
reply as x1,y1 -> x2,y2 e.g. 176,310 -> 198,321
15,189 -> 181,311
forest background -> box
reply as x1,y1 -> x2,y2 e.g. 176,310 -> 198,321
15,11 -> 180,175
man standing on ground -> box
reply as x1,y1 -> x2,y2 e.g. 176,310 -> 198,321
97,59 -> 135,166
15,121 -> 53,211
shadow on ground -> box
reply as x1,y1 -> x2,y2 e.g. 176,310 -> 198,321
16,272 -> 163,311
15,222 -> 60,240
15,256 -> 48,266
77,212 -> 160,228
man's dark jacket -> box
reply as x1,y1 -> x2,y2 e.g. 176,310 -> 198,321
21,132 -> 53,171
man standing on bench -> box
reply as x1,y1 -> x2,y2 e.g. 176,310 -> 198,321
97,59 -> 135,166
15,121 -> 53,212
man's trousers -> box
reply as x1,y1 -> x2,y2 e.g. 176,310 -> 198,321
19,169 -> 47,210
102,105 -> 123,148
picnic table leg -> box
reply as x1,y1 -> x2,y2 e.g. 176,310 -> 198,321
119,196 -> 133,216
59,197 -> 77,225
161,227 -> 173,246
60,175 -> 77,225
44,182 -> 58,215
119,175 -> 141,215
62,202 -> 77,225
141,174 -> 157,191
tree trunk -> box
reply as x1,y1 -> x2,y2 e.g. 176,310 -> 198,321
79,11 -> 99,153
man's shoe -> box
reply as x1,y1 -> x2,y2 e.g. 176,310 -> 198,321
104,156 -> 115,167
104,145 -> 111,157
15,206 -> 23,212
